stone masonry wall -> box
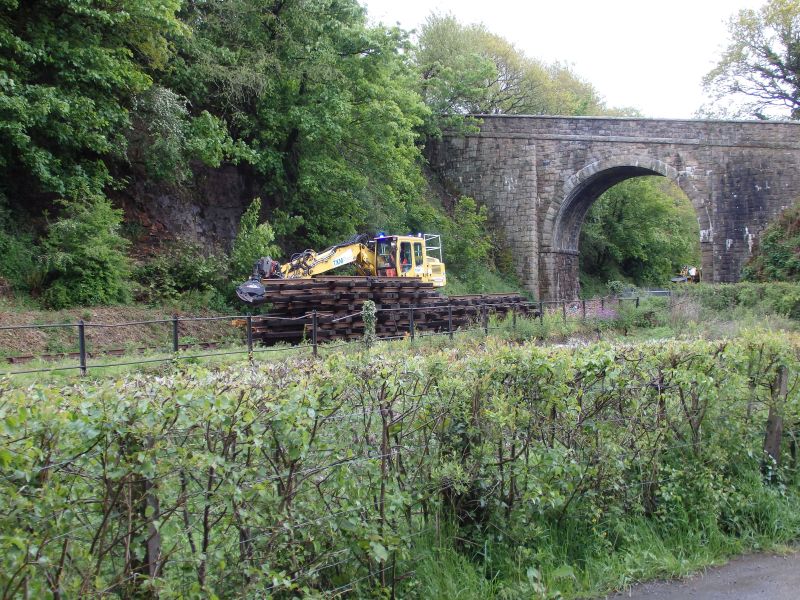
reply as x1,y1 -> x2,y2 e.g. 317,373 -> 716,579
428,116 -> 800,299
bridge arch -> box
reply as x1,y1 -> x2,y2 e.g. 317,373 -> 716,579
547,155 -> 710,251
540,155 -> 713,298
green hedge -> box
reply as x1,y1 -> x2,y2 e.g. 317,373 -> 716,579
674,282 -> 800,318
1,334 -> 799,598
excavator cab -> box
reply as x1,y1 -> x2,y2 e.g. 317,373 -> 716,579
374,234 -> 446,285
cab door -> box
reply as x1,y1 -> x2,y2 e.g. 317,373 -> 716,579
399,241 -> 413,276
412,241 -> 425,276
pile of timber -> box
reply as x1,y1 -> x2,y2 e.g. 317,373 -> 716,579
249,276 -> 536,344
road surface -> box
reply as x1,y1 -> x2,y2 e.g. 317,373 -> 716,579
606,551 -> 799,600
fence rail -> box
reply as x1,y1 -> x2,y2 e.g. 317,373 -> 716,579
0,292 -> 671,377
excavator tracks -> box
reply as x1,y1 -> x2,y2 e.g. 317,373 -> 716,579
249,276 -> 535,344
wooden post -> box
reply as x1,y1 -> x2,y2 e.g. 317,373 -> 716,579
448,304 -> 453,341
763,365 -> 788,481
312,310 -> 318,358
246,314 -> 253,360
409,306 -> 415,342
581,299 -> 586,320
172,314 -> 179,353
539,301 -> 544,325
562,301 -> 567,323
78,319 -> 87,376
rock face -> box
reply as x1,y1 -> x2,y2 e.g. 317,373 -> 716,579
427,115 -> 800,299
115,163 -> 262,254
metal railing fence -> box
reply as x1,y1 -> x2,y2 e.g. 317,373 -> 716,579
0,292 -> 673,377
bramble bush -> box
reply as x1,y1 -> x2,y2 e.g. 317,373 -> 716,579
1,333 -> 798,598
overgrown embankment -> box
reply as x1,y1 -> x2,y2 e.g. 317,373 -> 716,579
2,333 -> 798,598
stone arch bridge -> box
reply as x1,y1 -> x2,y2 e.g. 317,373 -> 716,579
426,116 -> 800,299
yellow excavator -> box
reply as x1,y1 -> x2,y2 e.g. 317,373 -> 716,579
236,233 -> 447,305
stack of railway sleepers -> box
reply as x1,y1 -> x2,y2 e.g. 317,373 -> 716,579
249,277 -> 535,344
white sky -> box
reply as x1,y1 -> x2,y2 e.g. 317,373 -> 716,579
361,0 -> 765,119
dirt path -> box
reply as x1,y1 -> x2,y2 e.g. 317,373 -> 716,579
607,551 -> 799,600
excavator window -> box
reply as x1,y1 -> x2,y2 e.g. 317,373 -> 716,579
400,242 -> 412,273
413,242 -> 424,266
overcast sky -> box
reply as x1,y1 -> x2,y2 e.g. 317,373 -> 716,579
361,0 -> 765,119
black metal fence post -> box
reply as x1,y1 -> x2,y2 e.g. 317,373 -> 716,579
636,296 -> 640,308
246,314 -> 253,361
601,297 -> 605,310
448,304 -> 453,341
172,314 -> 179,353
409,306 -> 415,342
539,301 -> 544,325
78,319 -> 87,376
512,305 -> 517,330
312,310 -> 318,358
562,301 -> 567,323
482,303 -> 488,335
582,299 -> 586,320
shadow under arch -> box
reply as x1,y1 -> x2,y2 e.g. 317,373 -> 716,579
540,155 -> 711,299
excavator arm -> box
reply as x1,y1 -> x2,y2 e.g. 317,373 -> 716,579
236,235 -> 377,305
281,242 -> 375,278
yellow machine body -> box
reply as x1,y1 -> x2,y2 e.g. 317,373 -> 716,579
279,234 -> 446,287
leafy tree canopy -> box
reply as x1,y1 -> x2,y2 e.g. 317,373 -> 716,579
703,0 -> 800,119
580,177 -> 701,289
415,13 -> 639,133
168,0 -> 430,248
0,0 -> 184,202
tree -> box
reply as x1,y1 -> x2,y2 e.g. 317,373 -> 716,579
704,0 -> 800,119
579,177 -> 701,288
166,0 -> 430,249
42,194 -> 131,308
415,13 -> 619,132
0,0 -> 183,204
230,198 -> 279,281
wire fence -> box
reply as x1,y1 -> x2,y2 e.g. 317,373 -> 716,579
0,291 -> 673,377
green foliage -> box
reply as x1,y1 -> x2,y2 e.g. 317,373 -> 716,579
229,198 -> 278,281
679,282 -> 800,319
703,0 -> 800,119
0,0 -> 183,203
42,195 -> 131,309
133,239 -> 228,308
743,202 -> 800,281
168,0 -> 429,249
129,86 -> 233,183
442,196 -> 492,279
0,334 -> 798,597
580,177 -> 701,288
362,299 -> 377,347
0,196 -> 40,292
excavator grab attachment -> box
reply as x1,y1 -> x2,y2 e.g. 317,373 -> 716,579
235,257 -> 282,305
